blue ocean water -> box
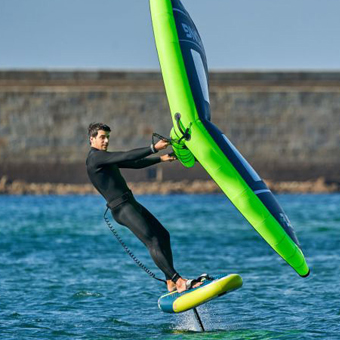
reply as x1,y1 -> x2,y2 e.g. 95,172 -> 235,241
0,194 -> 339,340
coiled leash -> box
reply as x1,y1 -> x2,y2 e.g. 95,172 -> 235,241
102,133 -> 176,285
103,208 -> 167,284
102,131 -> 195,286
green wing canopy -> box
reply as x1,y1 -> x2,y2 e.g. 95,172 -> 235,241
150,0 -> 309,277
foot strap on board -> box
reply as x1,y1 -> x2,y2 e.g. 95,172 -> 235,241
185,273 -> 215,290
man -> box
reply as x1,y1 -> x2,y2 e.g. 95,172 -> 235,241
86,122 -> 201,293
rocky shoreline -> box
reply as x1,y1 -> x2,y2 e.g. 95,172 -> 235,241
0,176 -> 338,195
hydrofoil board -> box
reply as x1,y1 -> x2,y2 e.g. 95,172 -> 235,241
158,273 -> 242,313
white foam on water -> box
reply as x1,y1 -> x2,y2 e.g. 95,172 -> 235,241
174,304 -> 214,332
174,303 -> 243,333
175,310 -> 200,332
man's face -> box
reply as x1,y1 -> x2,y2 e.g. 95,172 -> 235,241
90,130 -> 110,151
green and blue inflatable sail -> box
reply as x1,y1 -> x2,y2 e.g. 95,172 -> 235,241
150,0 -> 309,277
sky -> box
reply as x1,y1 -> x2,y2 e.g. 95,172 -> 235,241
1,0 -> 340,70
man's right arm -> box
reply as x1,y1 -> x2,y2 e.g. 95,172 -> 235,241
93,146 -> 156,166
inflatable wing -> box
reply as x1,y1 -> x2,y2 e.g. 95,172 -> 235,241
150,0 -> 309,277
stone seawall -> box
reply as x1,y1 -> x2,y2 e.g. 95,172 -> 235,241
0,70 -> 339,184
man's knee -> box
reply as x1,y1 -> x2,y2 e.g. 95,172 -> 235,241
162,228 -> 171,243
151,229 -> 170,248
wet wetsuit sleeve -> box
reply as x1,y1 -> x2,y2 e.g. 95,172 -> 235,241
117,157 -> 161,169
92,147 -> 154,166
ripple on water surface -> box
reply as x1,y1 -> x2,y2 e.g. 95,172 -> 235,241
0,194 -> 339,339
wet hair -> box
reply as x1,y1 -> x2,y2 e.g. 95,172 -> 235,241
88,123 -> 111,141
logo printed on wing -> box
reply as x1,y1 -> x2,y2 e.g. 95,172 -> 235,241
279,213 -> 294,231
181,23 -> 202,46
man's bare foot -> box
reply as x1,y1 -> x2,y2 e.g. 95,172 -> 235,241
176,277 -> 203,293
167,277 -> 204,293
167,280 -> 176,292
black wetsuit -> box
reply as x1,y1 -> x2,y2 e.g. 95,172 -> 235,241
86,146 -> 177,280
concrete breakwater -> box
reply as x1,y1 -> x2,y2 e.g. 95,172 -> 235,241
0,176 -> 337,195
0,70 -> 339,185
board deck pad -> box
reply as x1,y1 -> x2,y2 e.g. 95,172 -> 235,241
158,274 -> 243,313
